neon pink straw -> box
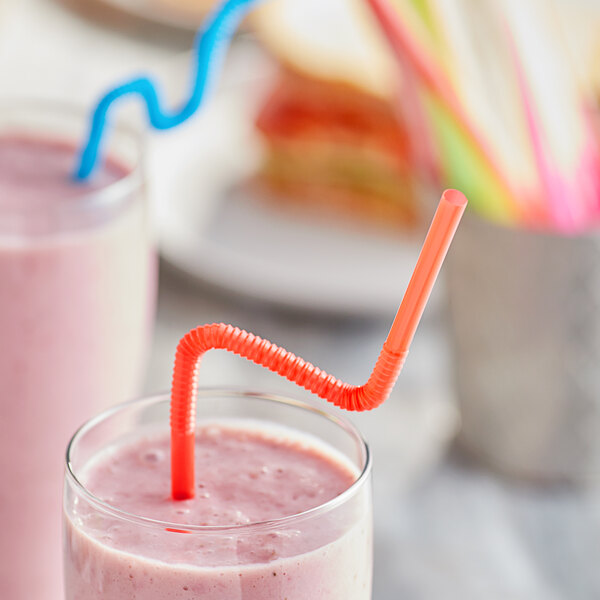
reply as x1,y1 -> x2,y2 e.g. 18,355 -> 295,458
507,31 -> 575,230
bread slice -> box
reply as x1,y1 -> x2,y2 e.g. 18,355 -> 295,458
255,0 -> 405,96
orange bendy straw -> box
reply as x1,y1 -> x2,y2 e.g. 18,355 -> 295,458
171,190 -> 467,500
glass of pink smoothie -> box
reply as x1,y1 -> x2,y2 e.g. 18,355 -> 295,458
64,389 -> 373,599
0,101 -> 157,600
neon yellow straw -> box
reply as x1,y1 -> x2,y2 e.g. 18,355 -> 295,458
423,92 -> 520,223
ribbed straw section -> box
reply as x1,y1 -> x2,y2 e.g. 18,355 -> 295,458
170,324 -> 407,499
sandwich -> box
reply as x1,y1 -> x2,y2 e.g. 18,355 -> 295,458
251,0 -> 423,229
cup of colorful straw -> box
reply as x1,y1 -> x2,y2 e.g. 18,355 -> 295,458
366,0 -> 600,481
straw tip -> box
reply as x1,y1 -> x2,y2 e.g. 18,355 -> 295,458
442,189 -> 468,208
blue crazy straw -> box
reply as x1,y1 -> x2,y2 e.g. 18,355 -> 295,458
75,0 -> 259,180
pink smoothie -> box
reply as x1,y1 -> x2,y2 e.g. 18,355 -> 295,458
64,423 -> 372,599
0,135 -> 156,600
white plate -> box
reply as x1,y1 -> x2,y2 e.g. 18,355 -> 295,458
152,45 -> 437,316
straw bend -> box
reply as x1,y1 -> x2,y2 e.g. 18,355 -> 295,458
171,323 -> 407,419
170,324 -> 406,500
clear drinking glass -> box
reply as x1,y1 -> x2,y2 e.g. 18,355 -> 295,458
0,101 -> 157,600
64,390 -> 373,600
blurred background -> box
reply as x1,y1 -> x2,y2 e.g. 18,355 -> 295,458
2,0 -> 600,597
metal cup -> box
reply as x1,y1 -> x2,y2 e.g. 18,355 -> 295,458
446,214 -> 600,483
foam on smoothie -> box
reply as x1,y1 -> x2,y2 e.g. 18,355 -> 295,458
65,422 -> 372,599
83,424 -> 356,528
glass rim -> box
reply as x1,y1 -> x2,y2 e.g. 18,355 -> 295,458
0,99 -> 144,218
65,388 -> 372,534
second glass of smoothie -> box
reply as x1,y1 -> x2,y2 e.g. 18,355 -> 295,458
64,389 -> 373,599
0,102 -> 157,600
